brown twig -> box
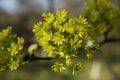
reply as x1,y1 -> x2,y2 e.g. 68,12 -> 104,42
100,38 -> 120,46
24,54 -> 53,62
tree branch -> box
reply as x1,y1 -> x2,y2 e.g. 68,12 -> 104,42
100,38 -> 120,46
99,26 -> 120,46
25,37 -> 120,62
24,54 -> 53,62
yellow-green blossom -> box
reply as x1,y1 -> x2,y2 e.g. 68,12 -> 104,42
51,62 -> 66,72
52,33 -> 65,46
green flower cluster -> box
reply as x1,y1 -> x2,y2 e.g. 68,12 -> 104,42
82,0 -> 120,36
33,10 -> 98,75
0,26 -> 25,71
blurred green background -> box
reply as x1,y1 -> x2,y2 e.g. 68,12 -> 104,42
0,0 -> 120,80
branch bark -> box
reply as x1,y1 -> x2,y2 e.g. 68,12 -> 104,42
100,38 -> 120,46
24,54 -> 53,62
